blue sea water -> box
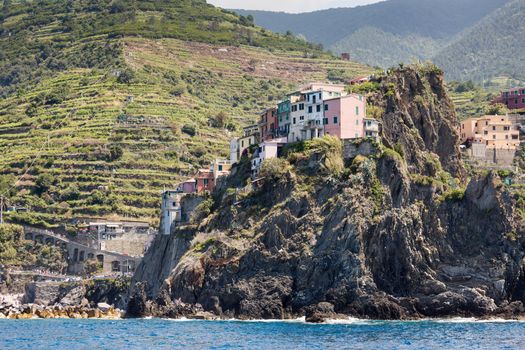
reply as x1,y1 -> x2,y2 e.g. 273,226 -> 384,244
0,318 -> 524,349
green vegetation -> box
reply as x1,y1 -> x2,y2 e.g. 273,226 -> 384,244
0,224 -> 66,272
305,136 -> 344,177
0,0 -> 372,227
259,158 -> 292,182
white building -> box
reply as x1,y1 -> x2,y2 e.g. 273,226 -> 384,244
288,83 -> 347,143
160,190 -> 182,235
251,137 -> 288,177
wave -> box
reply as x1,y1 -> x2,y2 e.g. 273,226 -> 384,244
157,316 -> 525,325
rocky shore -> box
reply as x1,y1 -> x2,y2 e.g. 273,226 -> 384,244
0,301 -> 121,319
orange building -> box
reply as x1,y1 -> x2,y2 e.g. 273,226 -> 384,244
460,115 -> 520,149
195,169 -> 215,193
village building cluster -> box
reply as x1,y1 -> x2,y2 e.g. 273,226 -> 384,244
231,82 -> 377,177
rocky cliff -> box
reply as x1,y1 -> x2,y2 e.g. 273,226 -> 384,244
127,65 -> 525,321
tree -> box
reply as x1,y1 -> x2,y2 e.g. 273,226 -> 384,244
35,173 -> 54,195
108,144 -> 123,161
484,103 -> 509,115
117,69 -> 135,84
0,174 -> 16,197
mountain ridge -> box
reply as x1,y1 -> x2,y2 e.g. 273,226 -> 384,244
234,0 -> 516,80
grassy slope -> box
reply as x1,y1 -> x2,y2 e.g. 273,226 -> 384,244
0,1 -> 372,227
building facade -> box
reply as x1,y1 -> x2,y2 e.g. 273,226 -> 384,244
251,137 -> 288,177
230,134 -> 257,163
323,94 -> 368,140
195,169 -> 215,193
460,115 -> 520,149
494,88 -> 525,110
259,107 -> 278,141
160,190 -> 182,235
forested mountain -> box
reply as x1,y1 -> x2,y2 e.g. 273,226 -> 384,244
0,0 -> 371,228
434,0 -> 525,82
235,0 -> 516,80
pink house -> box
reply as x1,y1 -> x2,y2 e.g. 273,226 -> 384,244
323,94 -> 367,139
177,179 -> 196,193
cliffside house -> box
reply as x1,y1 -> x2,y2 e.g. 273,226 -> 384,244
259,107 -> 278,141
212,159 -> 232,181
160,190 -> 183,235
460,115 -> 520,149
460,115 -> 520,166
251,137 -> 288,177
243,124 -> 261,141
230,134 -> 257,163
349,76 -> 370,85
493,87 -> 525,111
177,179 -> 196,194
195,169 -> 215,193
323,94 -> 374,140
287,83 -> 347,143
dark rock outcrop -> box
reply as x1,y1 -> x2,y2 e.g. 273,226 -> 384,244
128,66 -> 525,321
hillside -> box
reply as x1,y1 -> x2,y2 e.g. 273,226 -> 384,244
434,0 -> 525,82
235,0 -> 508,70
0,0 -> 372,228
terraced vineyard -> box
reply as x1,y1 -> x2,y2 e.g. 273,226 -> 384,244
0,1 -> 372,227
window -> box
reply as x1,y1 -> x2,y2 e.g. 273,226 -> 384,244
493,135 -> 496,139
504,126 -> 510,131
249,139 -> 252,145
522,98 -> 525,104
218,165 -> 223,171
292,105 -> 298,112
241,141 -> 244,148
313,95 -> 317,103
293,117 -> 296,124
323,118 -> 328,125
356,119 -> 359,125
203,179 -> 208,186
300,116 -> 304,121
506,135 -> 509,139
299,103 -> 304,111
521,89 -> 525,94
356,106 -> 359,115
484,131 -> 488,135
515,99 -> 519,105
324,104 -> 328,111
316,105 -> 321,112
333,116 -> 338,124
308,106 -> 313,113
515,90 -> 519,95
492,126 -> 496,131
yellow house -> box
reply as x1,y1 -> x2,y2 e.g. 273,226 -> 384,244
460,115 -> 520,149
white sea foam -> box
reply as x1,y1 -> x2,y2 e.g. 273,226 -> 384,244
153,316 -> 525,324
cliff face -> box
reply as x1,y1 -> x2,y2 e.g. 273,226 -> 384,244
128,66 -> 525,320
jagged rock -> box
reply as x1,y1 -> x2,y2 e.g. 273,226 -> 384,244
126,66 -> 525,321
97,302 -> 111,313
419,279 -> 447,296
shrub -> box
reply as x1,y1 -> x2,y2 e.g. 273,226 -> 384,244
192,197 -> 214,223
181,124 -> 196,136
60,184 -> 81,201
259,158 -> 292,181
35,173 -> 55,195
117,68 -> 135,84
108,144 -> 123,161
306,136 -> 344,176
